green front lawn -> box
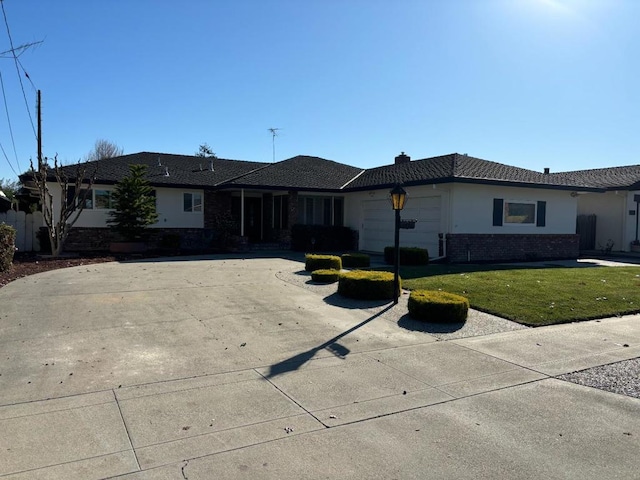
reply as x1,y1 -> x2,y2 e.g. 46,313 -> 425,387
399,265 -> 640,326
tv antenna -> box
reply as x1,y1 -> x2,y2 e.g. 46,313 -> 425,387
268,127 -> 281,163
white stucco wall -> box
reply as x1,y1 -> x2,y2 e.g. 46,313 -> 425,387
49,184 -> 204,229
450,183 -> 578,234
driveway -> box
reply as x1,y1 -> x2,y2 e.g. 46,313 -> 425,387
1,254 -> 639,479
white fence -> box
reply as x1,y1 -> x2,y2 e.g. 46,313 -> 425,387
0,210 -> 44,252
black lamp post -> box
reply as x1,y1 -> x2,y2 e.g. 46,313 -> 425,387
389,184 -> 407,304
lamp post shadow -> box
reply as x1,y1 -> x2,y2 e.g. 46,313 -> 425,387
264,303 -> 395,378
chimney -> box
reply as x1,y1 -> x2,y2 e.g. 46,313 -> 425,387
395,152 -> 410,164
544,167 -> 550,174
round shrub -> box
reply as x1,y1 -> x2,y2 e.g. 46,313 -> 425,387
338,270 -> 397,300
341,252 -> 370,268
305,254 -> 342,272
311,269 -> 340,284
408,290 -> 469,323
384,246 -> 429,266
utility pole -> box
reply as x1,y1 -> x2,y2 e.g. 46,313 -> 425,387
37,89 -> 42,168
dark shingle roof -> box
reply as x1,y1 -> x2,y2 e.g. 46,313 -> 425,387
225,155 -> 364,191
30,151 -> 616,192
550,165 -> 640,190
345,153 -> 603,191
50,152 -> 269,188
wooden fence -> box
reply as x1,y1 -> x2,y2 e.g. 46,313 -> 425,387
0,210 -> 43,252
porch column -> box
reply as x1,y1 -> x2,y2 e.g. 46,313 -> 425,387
240,189 -> 245,237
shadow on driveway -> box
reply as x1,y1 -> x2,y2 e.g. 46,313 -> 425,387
265,304 -> 395,378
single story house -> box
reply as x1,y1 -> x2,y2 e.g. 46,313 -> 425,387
20,151 -> 640,261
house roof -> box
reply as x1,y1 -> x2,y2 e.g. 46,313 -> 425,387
224,155 -> 364,191
26,152 -> 269,188
21,151 -> 616,193
344,153 -> 604,192
549,165 -> 640,190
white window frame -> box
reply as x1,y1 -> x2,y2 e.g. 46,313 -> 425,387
183,192 -> 203,213
504,200 -> 536,225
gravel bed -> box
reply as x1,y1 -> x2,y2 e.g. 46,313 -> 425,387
557,358 -> 640,399
275,267 -> 528,340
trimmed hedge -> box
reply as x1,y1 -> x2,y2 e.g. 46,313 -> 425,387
311,269 -> 340,283
384,246 -> 429,266
305,254 -> 342,272
292,225 -> 357,252
0,223 -> 16,272
341,252 -> 370,268
408,290 -> 469,323
338,270 -> 397,300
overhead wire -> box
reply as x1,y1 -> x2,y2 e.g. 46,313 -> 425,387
0,70 -> 20,176
1,0 -> 37,151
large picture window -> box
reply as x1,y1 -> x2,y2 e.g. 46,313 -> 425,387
504,201 -> 535,224
297,196 -> 344,226
493,198 -> 546,227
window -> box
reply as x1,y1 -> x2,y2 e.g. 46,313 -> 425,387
504,201 -> 535,224
94,189 -> 115,210
183,192 -> 202,212
493,198 -> 546,227
297,196 -> 344,226
273,195 -> 289,229
78,189 -> 93,209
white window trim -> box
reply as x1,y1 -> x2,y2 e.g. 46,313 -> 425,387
183,192 -> 203,213
503,200 -> 537,225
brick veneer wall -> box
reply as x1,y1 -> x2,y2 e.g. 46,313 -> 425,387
204,190 -> 232,229
64,227 -> 214,252
445,234 -> 579,263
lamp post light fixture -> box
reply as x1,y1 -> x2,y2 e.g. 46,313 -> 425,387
389,184 -> 407,304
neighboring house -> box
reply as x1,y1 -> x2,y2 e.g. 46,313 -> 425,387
0,190 -> 11,213
21,151 -> 637,262
550,166 -> 640,252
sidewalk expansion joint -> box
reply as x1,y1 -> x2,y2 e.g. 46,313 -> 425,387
112,389 -> 141,471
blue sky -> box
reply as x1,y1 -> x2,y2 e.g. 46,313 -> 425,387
0,0 -> 637,181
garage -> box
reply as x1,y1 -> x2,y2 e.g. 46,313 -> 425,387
360,195 -> 441,256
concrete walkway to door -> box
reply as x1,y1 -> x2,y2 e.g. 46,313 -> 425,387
0,253 -> 638,479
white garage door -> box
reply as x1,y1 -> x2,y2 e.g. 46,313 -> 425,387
360,196 -> 441,256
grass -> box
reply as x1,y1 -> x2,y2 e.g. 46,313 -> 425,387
394,264 -> 640,326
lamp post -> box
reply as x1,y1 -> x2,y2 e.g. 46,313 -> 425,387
389,184 -> 407,304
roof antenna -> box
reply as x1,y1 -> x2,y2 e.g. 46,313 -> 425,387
268,127 -> 281,163
164,166 -> 170,177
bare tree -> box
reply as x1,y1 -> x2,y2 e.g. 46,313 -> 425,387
195,143 -> 216,158
28,155 -> 96,256
84,139 -> 123,162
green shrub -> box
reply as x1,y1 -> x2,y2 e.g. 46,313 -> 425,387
0,223 -> 16,272
341,252 -> 370,268
305,254 -> 342,272
384,246 -> 429,266
408,290 -> 469,323
338,270 -> 397,300
292,225 -> 357,252
311,269 -> 340,283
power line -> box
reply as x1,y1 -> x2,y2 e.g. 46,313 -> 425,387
1,0 -> 37,139
0,140 -> 18,177
0,70 -> 20,175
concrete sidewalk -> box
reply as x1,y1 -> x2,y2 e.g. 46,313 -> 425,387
0,255 -> 638,479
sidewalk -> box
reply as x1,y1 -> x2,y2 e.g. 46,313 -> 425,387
0,255 -> 638,479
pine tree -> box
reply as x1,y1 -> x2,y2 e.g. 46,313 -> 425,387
107,164 -> 158,241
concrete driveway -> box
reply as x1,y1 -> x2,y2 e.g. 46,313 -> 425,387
1,254 -> 639,479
